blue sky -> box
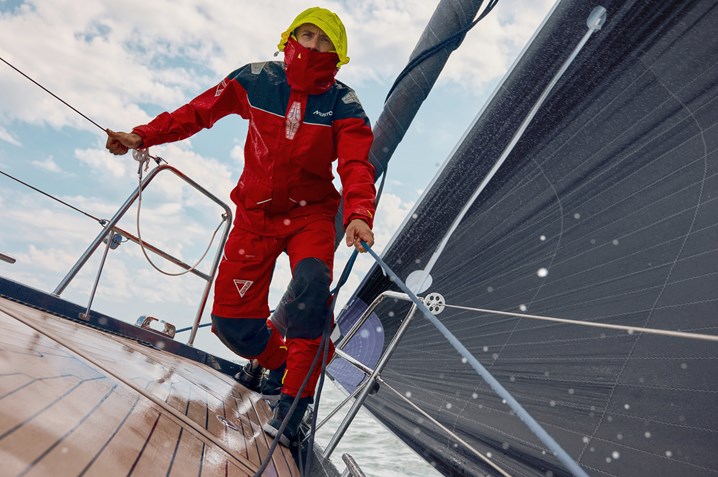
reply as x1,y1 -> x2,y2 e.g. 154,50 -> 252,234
0,0 -> 556,358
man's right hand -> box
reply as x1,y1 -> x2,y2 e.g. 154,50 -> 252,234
105,129 -> 143,155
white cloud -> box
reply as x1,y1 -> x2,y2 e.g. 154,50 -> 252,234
30,155 -> 64,173
0,126 -> 21,145
75,146 -> 131,178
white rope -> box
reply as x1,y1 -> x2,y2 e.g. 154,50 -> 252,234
133,148 -> 225,277
443,303 -> 718,342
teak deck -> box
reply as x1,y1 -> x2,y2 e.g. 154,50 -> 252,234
0,296 -> 299,477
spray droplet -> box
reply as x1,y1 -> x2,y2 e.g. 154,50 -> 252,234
519,304 -> 528,312
537,267 -> 549,277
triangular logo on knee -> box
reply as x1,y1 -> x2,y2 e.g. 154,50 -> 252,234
233,279 -> 253,297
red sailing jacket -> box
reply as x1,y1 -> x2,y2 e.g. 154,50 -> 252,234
132,57 -> 376,235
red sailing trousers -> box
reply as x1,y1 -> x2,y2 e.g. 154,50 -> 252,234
212,216 -> 336,398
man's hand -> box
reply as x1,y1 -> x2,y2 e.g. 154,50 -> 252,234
105,129 -> 143,155
345,218 -> 374,253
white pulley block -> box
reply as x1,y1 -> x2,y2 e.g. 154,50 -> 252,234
423,292 -> 445,314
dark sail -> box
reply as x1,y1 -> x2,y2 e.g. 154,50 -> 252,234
328,1 -> 718,476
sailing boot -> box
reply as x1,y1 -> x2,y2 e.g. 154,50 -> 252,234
262,393 -> 312,447
234,360 -> 263,392
260,363 -> 285,406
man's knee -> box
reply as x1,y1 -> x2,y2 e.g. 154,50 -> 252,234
285,258 -> 331,339
212,315 -> 269,357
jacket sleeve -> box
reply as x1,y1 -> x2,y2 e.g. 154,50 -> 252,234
333,88 -> 376,229
132,69 -> 250,148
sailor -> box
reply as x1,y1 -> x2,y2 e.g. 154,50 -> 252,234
105,6 -> 376,446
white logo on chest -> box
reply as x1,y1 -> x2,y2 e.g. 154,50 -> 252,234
313,109 -> 333,117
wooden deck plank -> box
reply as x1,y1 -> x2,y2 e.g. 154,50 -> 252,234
0,376 -> 113,476
0,297 -> 299,476
21,384 -> 135,477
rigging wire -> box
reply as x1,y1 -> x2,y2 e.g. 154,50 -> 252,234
379,377 -> 511,477
0,169 -> 106,224
384,0 -> 500,103
0,55 -> 106,132
443,303 -> 718,342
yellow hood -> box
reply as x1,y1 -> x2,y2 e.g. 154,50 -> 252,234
277,7 -> 349,68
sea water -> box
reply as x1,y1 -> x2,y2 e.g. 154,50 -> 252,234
314,380 -> 442,477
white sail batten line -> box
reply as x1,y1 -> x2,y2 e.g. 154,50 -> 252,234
363,242 -> 591,477
379,378 -> 513,477
407,7 -> 608,294
444,304 -> 718,343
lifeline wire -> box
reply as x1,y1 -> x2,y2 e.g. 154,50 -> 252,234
0,55 -> 105,132
361,241 -> 591,477
0,169 -> 105,224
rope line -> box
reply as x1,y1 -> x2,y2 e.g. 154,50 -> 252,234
133,159 -> 225,277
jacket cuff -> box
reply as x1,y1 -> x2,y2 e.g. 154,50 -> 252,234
345,211 -> 374,230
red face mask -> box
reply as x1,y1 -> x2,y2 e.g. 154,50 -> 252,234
283,36 -> 339,94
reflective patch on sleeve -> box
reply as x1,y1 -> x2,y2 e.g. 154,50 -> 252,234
250,62 -> 266,75
215,78 -> 227,97
342,90 -> 360,105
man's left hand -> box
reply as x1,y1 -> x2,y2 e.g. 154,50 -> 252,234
345,219 -> 374,253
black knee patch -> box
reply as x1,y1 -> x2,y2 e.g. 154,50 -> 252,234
285,258 -> 331,340
211,314 -> 269,357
